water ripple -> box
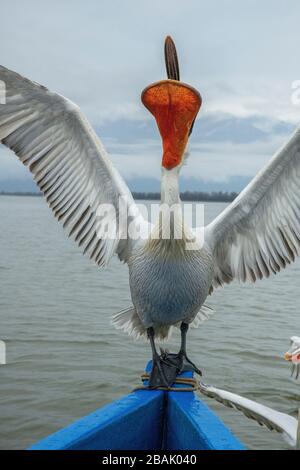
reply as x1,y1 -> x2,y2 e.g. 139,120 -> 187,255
0,197 -> 299,450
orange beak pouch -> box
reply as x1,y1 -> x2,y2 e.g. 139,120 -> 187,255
141,80 -> 201,170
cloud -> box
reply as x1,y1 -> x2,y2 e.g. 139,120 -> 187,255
0,147 -> 28,179
107,130 -> 290,183
0,0 -> 300,189
0,111 -> 295,192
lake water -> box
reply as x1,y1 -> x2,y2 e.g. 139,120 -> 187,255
0,196 -> 299,450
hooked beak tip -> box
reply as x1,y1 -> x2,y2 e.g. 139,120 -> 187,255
284,352 -> 292,361
164,35 -> 180,82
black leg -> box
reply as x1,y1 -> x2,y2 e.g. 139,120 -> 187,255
147,327 -> 168,388
179,322 -> 188,355
160,323 -> 202,376
147,327 -> 178,389
178,322 -> 202,376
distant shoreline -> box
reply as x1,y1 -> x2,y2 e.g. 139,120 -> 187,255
0,191 -> 238,202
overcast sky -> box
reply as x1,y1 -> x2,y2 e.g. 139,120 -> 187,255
1,0 -> 300,191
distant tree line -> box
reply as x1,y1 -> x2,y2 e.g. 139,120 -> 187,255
132,191 -> 238,202
0,190 -> 238,202
0,191 -> 41,197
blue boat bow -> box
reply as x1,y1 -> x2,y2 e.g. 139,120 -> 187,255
29,363 -> 244,450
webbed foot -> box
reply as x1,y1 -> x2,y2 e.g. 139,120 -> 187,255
148,352 -> 179,388
160,350 -> 202,376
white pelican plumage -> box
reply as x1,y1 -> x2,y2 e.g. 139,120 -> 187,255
199,337 -> 300,448
1,37 -> 300,387
285,336 -> 300,380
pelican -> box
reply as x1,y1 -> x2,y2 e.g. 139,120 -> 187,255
1,36 -> 300,388
199,337 -> 300,448
285,336 -> 300,380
